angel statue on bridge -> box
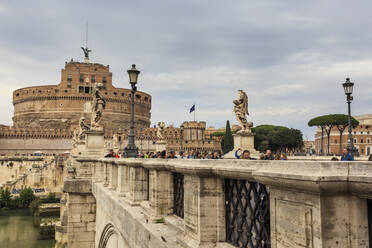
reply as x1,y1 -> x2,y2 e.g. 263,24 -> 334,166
233,90 -> 253,134
90,83 -> 106,131
157,122 -> 166,141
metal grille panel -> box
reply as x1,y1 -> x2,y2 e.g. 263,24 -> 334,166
173,172 -> 184,218
225,179 -> 270,248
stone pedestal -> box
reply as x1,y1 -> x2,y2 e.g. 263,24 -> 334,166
224,132 -> 259,158
155,140 -> 167,152
233,132 -> 255,151
81,131 -> 105,157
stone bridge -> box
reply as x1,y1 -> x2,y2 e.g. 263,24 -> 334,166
56,157 -> 372,248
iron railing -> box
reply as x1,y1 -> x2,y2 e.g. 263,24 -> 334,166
173,172 -> 184,218
225,179 -> 270,248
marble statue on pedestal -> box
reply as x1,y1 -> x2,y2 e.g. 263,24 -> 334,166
224,90 -> 259,158
157,122 -> 165,141
90,83 -> 106,131
233,89 -> 253,134
113,134 -> 119,152
156,122 -> 166,152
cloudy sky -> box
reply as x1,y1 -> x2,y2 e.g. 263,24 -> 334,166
1,0 -> 372,139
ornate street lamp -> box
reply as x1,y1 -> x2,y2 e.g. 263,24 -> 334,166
124,64 -> 140,157
180,123 -> 184,154
342,78 -> 356,155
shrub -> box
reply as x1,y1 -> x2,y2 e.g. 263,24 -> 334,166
8,197 -> 21,209
0,188 -> 12,209
41,192 -> 60,204
30,198 -> 42,214
19,187 -> 35,207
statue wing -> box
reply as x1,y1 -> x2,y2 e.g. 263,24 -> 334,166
244,92 -> 249,115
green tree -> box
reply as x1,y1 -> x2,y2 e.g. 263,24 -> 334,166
222,120 -> 234,154
331,114 -> 359,155
19,187 -> 35,208
253,125 -> 303,153
308,114 -> 359,155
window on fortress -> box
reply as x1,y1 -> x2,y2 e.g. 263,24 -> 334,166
80,74 -> 84,83
335,139 -> 337,144
67,74 -> 72,82
79,86 -> 84,93
361,132 -> 363,134
144,97 -> 148,101
368,139 -> 371,144
91,75 -> 95,83
84,87 -> 90,94
368,131 -> 370,135
16,93 -> 19,97
114,92 -> 117,96
102,77 -> 107,83
354,139 -> 357,143
361,139 -> 364,143
121,93 -> 125,97
136,95 -> 141,99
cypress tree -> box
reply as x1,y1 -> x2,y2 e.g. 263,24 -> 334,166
223,120 -> 234,154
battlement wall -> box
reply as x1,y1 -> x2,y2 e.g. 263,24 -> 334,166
182,121 -> 206,129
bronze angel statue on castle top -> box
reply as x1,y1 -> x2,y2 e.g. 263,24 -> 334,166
233,90 -> 253,134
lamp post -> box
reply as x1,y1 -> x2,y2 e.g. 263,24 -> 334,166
180,124 -> 184,154
124,64 -> 140,158
342,78 -> 355,155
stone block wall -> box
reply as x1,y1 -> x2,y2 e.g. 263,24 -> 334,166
61,179 -> 96,248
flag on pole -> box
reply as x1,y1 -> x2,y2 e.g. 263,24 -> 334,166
189,104 -> 195,113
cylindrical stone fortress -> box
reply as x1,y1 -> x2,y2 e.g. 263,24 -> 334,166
12,61 -> 151,131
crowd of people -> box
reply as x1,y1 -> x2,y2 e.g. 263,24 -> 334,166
104,149 -> 222,159
104,147 -> 372,161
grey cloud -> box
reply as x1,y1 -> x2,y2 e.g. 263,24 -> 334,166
1,0 -> 372,139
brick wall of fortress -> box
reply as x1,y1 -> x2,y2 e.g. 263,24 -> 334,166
12,61 -> 151,130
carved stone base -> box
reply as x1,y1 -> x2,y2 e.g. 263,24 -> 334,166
224,132 -> 259,158
80,131 -> 105,157
233,132 -> 255,150
155,140 -> 167,152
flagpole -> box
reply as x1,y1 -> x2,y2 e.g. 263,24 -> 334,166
194,103 -> 196,122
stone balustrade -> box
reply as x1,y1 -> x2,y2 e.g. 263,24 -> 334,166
59,158 -> 372,248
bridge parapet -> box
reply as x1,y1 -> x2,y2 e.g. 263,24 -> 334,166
62,158 -> 372,248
